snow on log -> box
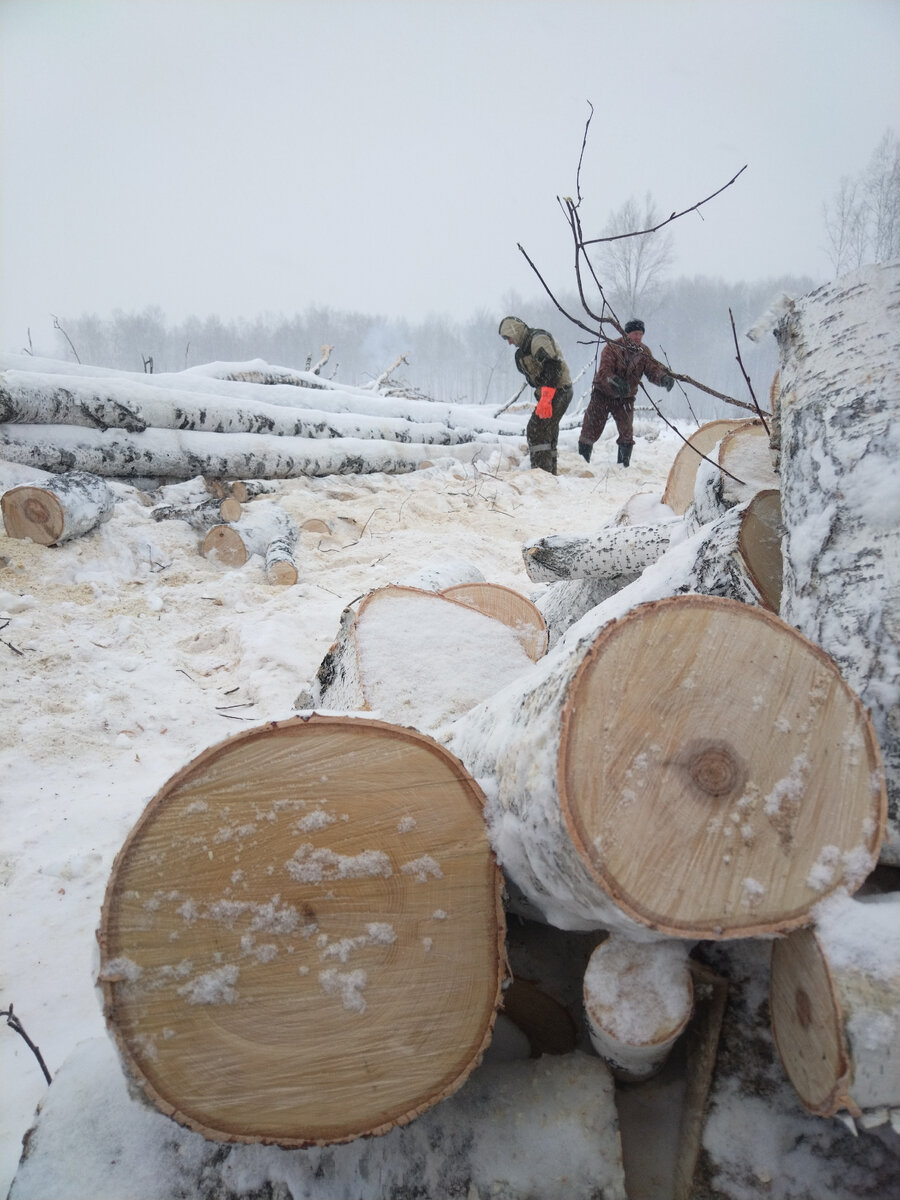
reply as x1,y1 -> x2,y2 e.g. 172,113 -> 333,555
717,418 -> 778,507
1,470 -> 115,545
97,713 -> 505,1147
441,582 -> 548,662
0,369 -> 483,446
7,1038 -> 627,1200
523,521 -> 681,584
770,892 -> 900,1122
534,495 -> 778,649
775,260 -> 900,864
443,594 -> 886,939
662,418 -> 760,514
396,560 -> 486,592
151,495 -> 242,529
201,500 -> 298,575
583,935 -> 694,1081
296,585 -> 536,731
0,423 -> 489,480
264,536 -> 298,586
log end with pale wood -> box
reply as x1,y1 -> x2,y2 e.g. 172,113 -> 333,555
662,418 -> 759,515
455,594 -> 888,939
770,893 -> 900,1122
97,713 -> 505,1146
1,471 -> 115,545
441,581 -> 549,661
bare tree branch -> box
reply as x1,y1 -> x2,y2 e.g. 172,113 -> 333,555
3,1004 -> 52,1085
729,307 -> 769,434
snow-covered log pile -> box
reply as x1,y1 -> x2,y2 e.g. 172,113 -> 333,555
0,354 -> 525,481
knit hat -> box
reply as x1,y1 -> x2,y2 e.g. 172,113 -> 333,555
624,319 -> 645,334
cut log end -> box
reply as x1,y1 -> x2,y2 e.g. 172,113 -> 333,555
98,714 -> 505,1146
1,486 -> 65,544
558,595 -> 885,939
201,524 -> 247,566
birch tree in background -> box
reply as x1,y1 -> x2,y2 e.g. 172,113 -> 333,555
595,192 -> 675,318
823,129 -> 900,275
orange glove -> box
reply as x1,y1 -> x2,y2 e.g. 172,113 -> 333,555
535,386 -> 555,418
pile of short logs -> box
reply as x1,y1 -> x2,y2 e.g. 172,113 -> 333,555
13,262 -> 900,1197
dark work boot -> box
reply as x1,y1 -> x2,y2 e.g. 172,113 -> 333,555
616,443 -> 626,465
578,441 -> 592,463
620,443 -> 633,467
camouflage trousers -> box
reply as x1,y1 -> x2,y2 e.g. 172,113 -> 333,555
525,384 -> 573,475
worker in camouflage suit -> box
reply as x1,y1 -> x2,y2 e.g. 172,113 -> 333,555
499,316 -> 573,475
578,319 -> 674,467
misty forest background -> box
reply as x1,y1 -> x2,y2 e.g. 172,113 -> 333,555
19,132 -> 899,425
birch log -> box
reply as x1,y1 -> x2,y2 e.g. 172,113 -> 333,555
662,418 -> 758,514
0,424 -> 488,480
770,892 -> 900,1122
151,495 -> 242,528
441,582 -> 549,662
522,521 -> 680,584
297,585 -> 536,731
97,713 -> 505,1147
0,370 -> 477,446
201,500 -> 298,574
775,259 -> 900,864
1,470 -> 115,545
583,935 -> 694,1081
443,594 -> 886,939
264,536 -> 298,586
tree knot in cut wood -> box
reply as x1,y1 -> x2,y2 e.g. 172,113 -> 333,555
683,739 -> 747,799
795,985 -> 812,1029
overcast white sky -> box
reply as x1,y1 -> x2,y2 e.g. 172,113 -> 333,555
1,0 -> 898,353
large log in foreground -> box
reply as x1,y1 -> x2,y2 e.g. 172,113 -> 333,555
1,470 -> 115,544
97,714 -> 505,1146
444,595 -> 886,939
770,893 -> 900,1123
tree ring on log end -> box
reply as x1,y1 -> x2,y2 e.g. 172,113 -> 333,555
98,714 -> 505,1146
558,595 -> 886,939
1,486 -> 64,544
684,739 -> 747,798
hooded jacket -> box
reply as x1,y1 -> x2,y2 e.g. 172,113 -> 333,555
499,317 -> 572,392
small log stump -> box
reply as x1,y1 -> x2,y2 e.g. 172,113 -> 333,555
98,714 -> 505,1146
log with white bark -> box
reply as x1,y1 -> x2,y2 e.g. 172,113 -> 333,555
662,418 -> 760,514
0,354 -> 525,441
441,582 -> 548,662
8,1038 -> 627,1200
770,892 -> 900,1123
151,495 -> 242,529
395,560 -> 486,592
0,370 -> 481,446
295,585 -> 537,732
534,494 -> 779,649
522,520 -> 682,584
775,259 -> 900,864
96,713 -> 505,1147
264,535 -> 298,586
201,500 -> 298,576
0,423 -> 488,480
583,935 -> 694,1081
1,470 -> 115,545
442,593 -> 886,939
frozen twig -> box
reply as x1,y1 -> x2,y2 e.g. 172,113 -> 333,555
3,1004 -> 53,1085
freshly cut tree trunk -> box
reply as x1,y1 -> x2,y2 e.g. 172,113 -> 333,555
0,423 -> 487,480
151,495 -> 242,528
662,418 -> 758,514
264,536 -> 298,586
201,501 -> 298,571
97,713 -> 505,1147
1,470 -> 115,545
737,488 -> 782,612
229,479 -> 280,502
443,594 -> 886,938
717,419 -> 778,507
583,935 -> 693,1081
770,893 -> 900,1122
775,260 -> 900,864
297,585 -> 536,732
441,582 -> 548,661
522,521 -> 679,584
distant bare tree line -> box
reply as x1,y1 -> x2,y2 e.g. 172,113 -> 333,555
823,130 -> 899,275
40,272 -> 813,424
